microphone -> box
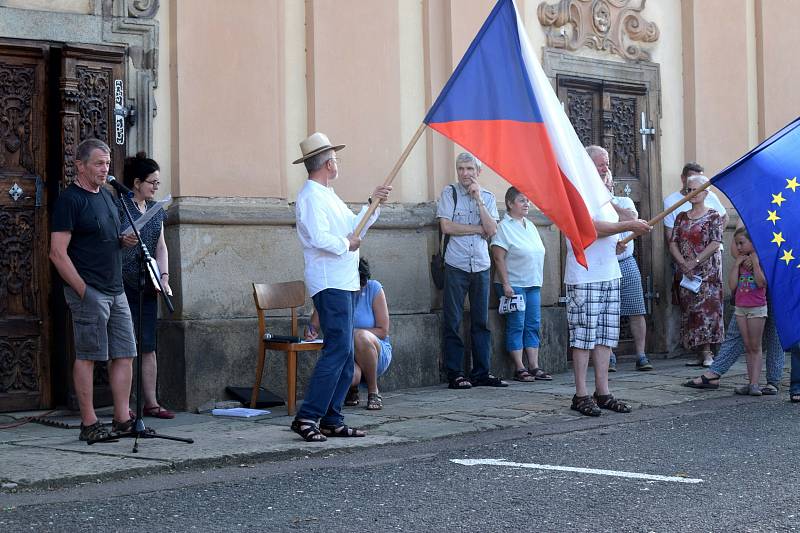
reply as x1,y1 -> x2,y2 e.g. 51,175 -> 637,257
106,175 -> 134,198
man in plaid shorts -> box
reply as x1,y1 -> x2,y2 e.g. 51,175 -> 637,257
565,146 -> 652,417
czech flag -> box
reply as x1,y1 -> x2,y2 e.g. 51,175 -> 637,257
424,0 -> 611,267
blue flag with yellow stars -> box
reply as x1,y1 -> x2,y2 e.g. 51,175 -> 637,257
712,117 -> 800,350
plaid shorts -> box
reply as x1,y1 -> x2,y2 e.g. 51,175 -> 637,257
566,279 -> 621,350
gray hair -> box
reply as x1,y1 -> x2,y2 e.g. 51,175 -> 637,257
455,152 -> 482,171
304,149 -> 334,173
76,138 -> 110,162
585,145 -> 608,159
686,174 -> 710,187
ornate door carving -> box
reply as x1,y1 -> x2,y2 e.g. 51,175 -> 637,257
558,76 -> 654,355
61,44 -> 127,183
59,44 -> 127,410
0,41 -> 51,411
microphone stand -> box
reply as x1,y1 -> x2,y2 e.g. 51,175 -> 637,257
89,188 -> 193,451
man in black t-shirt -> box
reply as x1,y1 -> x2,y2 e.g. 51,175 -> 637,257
50,138 -> 139,442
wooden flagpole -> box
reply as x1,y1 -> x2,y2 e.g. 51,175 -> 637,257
618,180 -> 714,245
353,123 -> 428,237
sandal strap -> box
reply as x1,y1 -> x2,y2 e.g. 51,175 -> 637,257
320,424 -> 366,437
571,394 -> 601,416
593,393 -> 632,413
291,419 -> 327,442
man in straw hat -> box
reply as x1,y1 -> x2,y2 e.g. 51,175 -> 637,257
290,132 -> 392,442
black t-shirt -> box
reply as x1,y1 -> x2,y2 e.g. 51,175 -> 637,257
51,184 -> 124,295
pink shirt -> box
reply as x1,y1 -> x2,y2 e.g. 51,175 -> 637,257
735,265 -> 767,307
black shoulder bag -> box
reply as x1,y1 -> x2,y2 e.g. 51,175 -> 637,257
430,185 -> 457,290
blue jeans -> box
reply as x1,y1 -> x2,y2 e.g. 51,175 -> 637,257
790,344 -> 800,396
443,264 -> 491,381
710,307 -> 785,384
296,289 -> 357,427
494,284 -> 541,352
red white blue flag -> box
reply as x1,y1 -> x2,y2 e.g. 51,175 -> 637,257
424,0 -> 610,267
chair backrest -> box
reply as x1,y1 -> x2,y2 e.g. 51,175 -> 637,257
253,281 -> 307,311
252,281 -> 307,339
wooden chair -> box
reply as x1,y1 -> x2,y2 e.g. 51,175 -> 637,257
251,281 -> 323,415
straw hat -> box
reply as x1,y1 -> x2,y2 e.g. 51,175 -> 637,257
292,132 -> 345,164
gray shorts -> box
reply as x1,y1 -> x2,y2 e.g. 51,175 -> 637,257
64,285 -> 137,361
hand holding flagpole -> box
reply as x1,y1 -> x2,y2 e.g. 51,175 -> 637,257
353,123 -> 427,237
619,180 -> 713,245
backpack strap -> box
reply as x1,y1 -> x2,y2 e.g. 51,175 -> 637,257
440,184 -> 457,255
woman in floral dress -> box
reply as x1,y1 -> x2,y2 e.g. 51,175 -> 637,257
668,174 -> 725,366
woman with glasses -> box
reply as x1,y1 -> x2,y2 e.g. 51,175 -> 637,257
668,174 -> 725,367
118,153 -> 174,419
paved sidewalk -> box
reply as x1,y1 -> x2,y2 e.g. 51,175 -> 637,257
0,358 -> 786,491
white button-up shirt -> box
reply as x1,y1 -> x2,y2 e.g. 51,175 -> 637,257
295,179 -> 379,297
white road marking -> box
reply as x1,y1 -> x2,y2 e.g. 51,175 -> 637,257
450,458 -> 704,484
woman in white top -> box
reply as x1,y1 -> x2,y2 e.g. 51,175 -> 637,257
491,187 -> 550,382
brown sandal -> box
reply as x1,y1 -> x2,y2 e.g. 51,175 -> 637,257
344,386 -> 360,406
570,394 -> 601,417
530,368 -> 552,381
366,392 -> 383,410
513,369 -> 535,382
593,392 -> 632,413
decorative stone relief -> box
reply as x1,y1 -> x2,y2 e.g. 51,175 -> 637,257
538,0 -> 659,61
101,0 -> 159,155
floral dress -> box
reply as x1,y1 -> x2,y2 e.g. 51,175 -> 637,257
671,209 -> 724,349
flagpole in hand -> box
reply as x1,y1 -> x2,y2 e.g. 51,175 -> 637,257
353,123 -> 428,237
618,180 -> 714,245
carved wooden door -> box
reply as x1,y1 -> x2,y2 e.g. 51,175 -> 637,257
0,41 -> 51,411
558,76 -> 655,356
58,44 -> 127,410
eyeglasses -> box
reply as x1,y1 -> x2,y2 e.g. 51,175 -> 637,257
685,187 -> 705,193
144,179 -> 160,186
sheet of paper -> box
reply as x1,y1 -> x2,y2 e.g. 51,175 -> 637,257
680,274 -> 702,294
300,339 -> 324,344
211,407 -> 270,417
121,195 -> 172,235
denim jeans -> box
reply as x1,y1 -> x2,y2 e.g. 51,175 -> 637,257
710,307 -> 785,384
790,344 -> 800,395
443,264 -> 491,381
494,284 -> 541,352
296,288 -> 357,427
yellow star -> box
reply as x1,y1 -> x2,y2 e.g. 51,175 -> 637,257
787,177 -> 800,192
772,192 -> 786,206
780,249 -> 794,265
767,210 -> 781,224
772,232 -> 786,247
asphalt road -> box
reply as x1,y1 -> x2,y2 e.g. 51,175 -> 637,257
2,396 -> 798,532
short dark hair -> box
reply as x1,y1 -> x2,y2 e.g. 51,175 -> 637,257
123,152 -> 160,188
76,138 -> 110,162
681,162 -> 704,178
504,186 -> 522,211
358,257 -> 371,287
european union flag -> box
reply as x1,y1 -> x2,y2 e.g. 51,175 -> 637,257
712,117 -> 800,350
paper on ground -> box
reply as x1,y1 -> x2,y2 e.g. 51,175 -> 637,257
211,407 -> 270,417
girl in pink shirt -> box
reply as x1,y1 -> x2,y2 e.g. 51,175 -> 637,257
728,227 -> 768,395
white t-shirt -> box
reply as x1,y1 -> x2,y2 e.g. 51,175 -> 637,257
490,215 -> 545,287
564,201 -> 622,285
663,189 -> 726,229
612,195 -> 636,261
